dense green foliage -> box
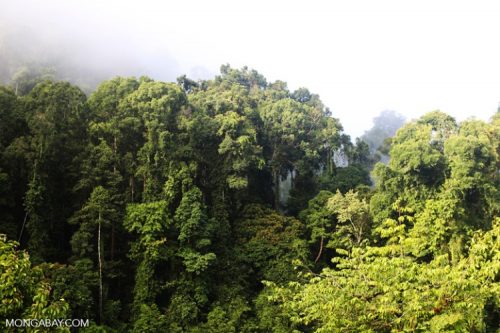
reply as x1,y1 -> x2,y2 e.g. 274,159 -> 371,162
0,66 -> 498,332
270,111 -> 500,332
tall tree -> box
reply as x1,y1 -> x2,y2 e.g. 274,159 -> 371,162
70,186 -> 119,324
20,81 -> 88,262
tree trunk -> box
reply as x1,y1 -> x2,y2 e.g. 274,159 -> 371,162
327,148 -> 333,174
129,175 -> 135,202
274,169 -> 280,210
113,136 -> 117,173
98,213 -> 103,324
315,236 -> 324,263
111,220 -> 115,261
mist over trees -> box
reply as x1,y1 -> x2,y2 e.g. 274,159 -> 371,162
0,24 -> 191,95
0,27 -> 92,93
0,65 -> 498,332
361,110 -> 406,163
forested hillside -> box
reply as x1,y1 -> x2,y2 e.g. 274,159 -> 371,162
0,66 -> 498,332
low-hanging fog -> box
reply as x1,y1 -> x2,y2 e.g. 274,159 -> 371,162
2,0 -> 500,137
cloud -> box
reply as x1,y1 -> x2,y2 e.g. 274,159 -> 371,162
1,0 -> 499,137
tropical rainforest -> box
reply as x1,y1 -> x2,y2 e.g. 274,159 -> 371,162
0,65 -> 498,332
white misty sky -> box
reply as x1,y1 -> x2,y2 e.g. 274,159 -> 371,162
2,0 -> 500,137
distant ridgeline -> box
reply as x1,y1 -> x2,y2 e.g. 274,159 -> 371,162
0,65 -> 497,332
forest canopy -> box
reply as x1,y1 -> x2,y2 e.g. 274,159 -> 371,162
0,65 -> 498,332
